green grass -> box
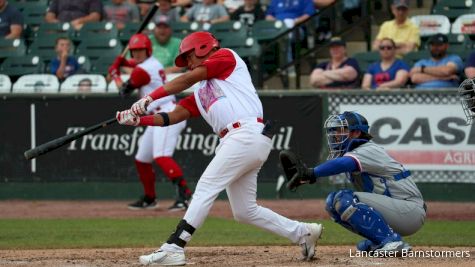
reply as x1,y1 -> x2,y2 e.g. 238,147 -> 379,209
0,218 -> 474,249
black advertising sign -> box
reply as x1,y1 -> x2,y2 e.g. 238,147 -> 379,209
0,94 -> 324,182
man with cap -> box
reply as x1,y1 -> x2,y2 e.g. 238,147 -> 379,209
372,0 -> 420,57
310,37 -> 360,89
410,33 -> 464,89
150,17 -> 183,74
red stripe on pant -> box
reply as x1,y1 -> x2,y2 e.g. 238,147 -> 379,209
135,160 -> 156,199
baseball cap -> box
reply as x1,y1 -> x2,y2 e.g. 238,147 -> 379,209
428,33 -> 448,44
155,16 -> 170,27
329,37 -> 346,47
393,0 -> 409,8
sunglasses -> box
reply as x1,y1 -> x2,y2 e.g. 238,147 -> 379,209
379,46 -> 395,50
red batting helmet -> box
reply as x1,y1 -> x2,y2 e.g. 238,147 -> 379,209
129,33 -> 152,56
175,31 -> 220,67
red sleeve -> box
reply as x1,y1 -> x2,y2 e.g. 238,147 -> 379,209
129,67 -> 151,88
200,49 -> 236,80
178,94 -> 201,117
122,59 -> 138,68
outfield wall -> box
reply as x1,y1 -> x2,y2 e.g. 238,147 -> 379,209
1,90 -> 474,201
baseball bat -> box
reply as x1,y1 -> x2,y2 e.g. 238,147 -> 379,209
24,117 -> 117,160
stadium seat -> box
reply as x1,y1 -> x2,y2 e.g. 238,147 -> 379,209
0,74 -> 12,93
34,23 -> 74,40
353,51 -> 380,73
22,5 -> 48,27
60,74 -> 107,93
10,0 -> 48,11
0,39 -> 26,59
72,22 -> 119,42
0,56 -> 44,77
451,14 -> 475,36
168,22 -> 195,39
12,74 -> 59,93
411,15 -> 450,37
210,21 -> 247,42
433,0 -> 474,10
107,74 -> 130,93
221,36 -> 261,59
251,20 -> 289,42
118,22 -> 141,43
75,38 -> 123,61
90,56 -> 116,76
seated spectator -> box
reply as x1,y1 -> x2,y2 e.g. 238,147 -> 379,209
465,51 -> 475,79
230,0 -> 265,26
372,0 -> 419,57
218,0 -> 243,14
181,0 -> 229,24
45,0 -> 103,30
129,0 -> 157,18
410,34 -> 464,89
50,37 -> 80,81
266,0 -> 315,27
362,38 -> 410,90
149,18 -> 182,74
153,0 -> 181,24
310,37 -> 360,89
104,0 -> 140,30
78,78 -> 92,93
0,0 -> 23,39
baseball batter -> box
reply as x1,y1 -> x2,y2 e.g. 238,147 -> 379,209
116,31 -> 322,266
109,33 -> 192,211
281,111 -> 426,254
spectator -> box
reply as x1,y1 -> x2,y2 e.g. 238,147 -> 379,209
0,0 -> 23,39
50,37 -> 80,81
362,38 -> 410,90
218,0 -> 243,14
78,78 -> 92,93
104,0 -> 140,30
410,33 -> 464,89
181,0 -> 229,24
149,18 -> 182,74
130,0 -> 156,18
310,37 -> 360,89
465,51 -> 475,79
45,0 -> 103,30
266,0 -> 315,27
372,0 -> 420,57
314,0 -> 336,43
153,0 -> 181,24
230,0 -> 265,26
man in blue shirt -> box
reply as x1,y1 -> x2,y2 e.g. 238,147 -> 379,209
50,37 -> 80,80
465,51 -> 475,79
266,0 -> 316,23
0,0 -> 23,39
410,33 -> 464,89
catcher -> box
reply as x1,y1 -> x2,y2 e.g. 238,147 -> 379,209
459,78 -> 475,125
280,111 -> 426,255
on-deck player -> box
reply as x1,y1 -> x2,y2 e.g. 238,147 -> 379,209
115,31 -> 323,266
109,33 -> 192,211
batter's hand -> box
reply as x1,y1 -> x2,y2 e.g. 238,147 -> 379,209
116,109 -> 140,126
131,96 -> 153,115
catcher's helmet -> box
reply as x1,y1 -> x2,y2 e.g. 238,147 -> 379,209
129,33 -> 152,56
175,31 -> 220,67
459,78 -> 475,125
324,111 -> 369,159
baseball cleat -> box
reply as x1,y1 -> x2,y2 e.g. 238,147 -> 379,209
299,223 -> 323,261
356,239 -> 378,252
139,249 -> 186,266
128,196 -> 159,210
168,200 -> 188,212
374,241 -> 412,256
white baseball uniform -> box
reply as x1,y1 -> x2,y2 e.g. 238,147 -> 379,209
131,56 -> 186,162
175,48 -> 310,244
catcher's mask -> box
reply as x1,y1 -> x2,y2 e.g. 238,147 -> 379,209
459,78 -> 475,125
324,111 -> 369,159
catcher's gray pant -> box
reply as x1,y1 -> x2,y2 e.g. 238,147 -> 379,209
182,121 -> 309,244
354,192 -> 426,236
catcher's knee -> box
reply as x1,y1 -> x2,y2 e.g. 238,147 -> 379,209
326,189 -> 356,222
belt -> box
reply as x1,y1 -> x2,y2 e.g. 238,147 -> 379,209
393,170 -> 411,181
219,118 -> 264,138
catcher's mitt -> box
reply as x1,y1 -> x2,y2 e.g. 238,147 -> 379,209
279,150 -> 316,191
